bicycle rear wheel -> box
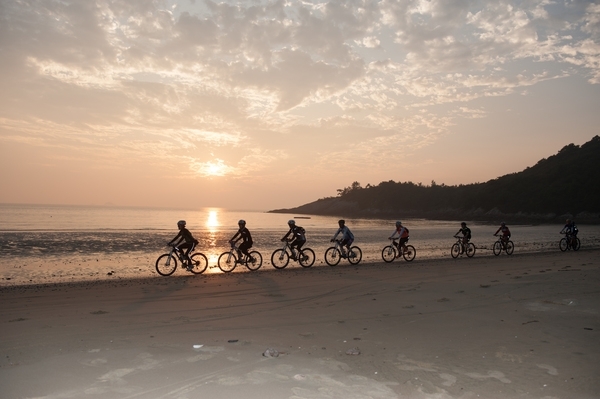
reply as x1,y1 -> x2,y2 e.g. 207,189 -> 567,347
492,241 -> 502,256
218,252 -> 237,272
559,238 -> 568,252
573,238 -> 581,251
505,241 -> 514,255
189,253 -> 208,274
403,245 -> 416,262
466,243 -> 476,258
299,248 -> 316,268
271,249 -> 289,269
381,245 -> 396,263
451,243 -> 461,258
348,246 -> 362,265
246,251 -> 262,271
155,254 -> 177,276
324,247 -> 341,266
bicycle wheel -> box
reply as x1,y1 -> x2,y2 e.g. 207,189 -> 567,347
189,253 -> 208,274
466,243 -> 476,258
505,241 -> 514,255
348,246 -> 362,265
403,245 -> 416,262
299,248 -> 316,268
271,249 -> 289,269
155,254 -> 178,276
451,243 -> 461,258
324,247 -> 341,266
381,245 -> 396,263
492,241 -> 502,256
246,251 -> 262,271
218,252 -> 237,272
559,238 -> 568,252
573,238 -> 581,251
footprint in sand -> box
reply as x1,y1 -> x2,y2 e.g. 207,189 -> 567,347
439,373 -> 457,386
465,370 -> 511,383
537,364 -> 558,375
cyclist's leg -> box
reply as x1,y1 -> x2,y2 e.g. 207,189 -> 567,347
239,242 -> 251,260
399,237 -> 408,253
178,242 -> 192,262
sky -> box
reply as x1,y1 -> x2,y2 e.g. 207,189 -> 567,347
1,0 -> 599,211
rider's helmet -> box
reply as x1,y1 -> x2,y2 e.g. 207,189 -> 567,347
338,219 -> 345,227
177,220 -> 186,227
395,220 -> 402,226
566,219 -> 571,224
501,222 -> 505,226
238,219 -> 246,226
288,219 -> 296,226
461,222 -> 466,227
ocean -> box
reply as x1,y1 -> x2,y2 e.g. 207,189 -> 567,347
1,204 -> 599,286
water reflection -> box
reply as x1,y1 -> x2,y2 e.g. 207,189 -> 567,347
206,209 -> 220,230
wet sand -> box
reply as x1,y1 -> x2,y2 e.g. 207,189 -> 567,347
1,250 -> 599,399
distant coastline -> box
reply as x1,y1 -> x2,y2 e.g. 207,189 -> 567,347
268,197 -> 600,224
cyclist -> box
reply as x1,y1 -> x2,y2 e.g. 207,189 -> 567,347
230,219 -> 253,262
455,222 -> 471,246
331,219 -> 354,257
494,222 -> 511,247
389,220 -> 409,258
167,220 -> 199,266
281,220 -> 306,260
560,219 -> 578,246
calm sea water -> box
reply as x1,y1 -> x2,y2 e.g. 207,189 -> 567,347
1,204 -> 599,285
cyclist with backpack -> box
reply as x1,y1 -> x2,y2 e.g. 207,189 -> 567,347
456,222 -> 472,246
167,220 -> 199,267
560,219 -> 579,247
389,220 -> 410,258
493,222 -> 511,247
331,219 -> 354,257
280,220 -> 306,260
229,219 -> 253,263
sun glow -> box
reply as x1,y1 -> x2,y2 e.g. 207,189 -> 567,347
202,159 -> 228,177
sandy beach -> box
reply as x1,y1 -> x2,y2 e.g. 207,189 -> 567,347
1,250 -> 598,399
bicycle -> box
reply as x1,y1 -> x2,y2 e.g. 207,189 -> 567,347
217,241 -> 263,272
559,233 -> 580,252
492,234 -> 514,256
155,244 -> 208,276
271,240 -> 316,269
451,235 -> 476,258
381,238 -> 416,263
324,239 -> 362,266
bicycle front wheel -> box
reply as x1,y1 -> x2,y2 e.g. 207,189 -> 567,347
403,245 -> 416,262
505,241 -> 514,255
155,254 -> 178,276
381,245 -> 396,263
466,243 -> 476,258
271,249 -> 290,269
573,238 -> 581,251
348,246 -> 362,265
492,241 -> 501,256
559,238 -> 568,252
299,248 -> 316,268
246,251 -> 262,271
218,252 -> 237,272
189,253 -> 208,274
324,247 -> 341,266
451,243 -> 461,258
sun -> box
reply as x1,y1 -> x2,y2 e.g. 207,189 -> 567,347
202,160 -> 227,177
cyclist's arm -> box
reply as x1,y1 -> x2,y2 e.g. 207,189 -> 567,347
168,231 -> 183,245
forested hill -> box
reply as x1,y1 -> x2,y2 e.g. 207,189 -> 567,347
270,135 -> 600,223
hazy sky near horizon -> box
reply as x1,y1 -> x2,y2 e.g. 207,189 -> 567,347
1,0 -> 599,211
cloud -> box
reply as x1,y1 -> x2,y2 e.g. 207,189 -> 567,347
1,0 -> 599,207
